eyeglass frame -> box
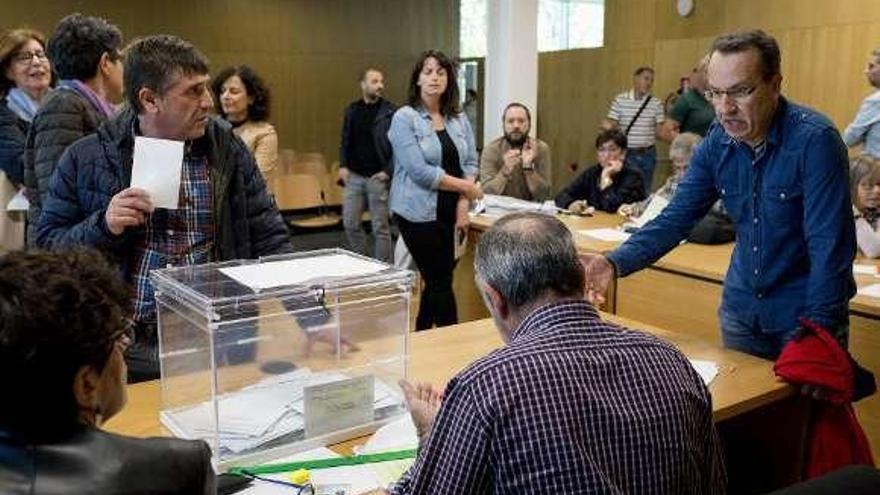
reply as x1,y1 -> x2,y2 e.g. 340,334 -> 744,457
703,85 -> 758,103
12,49 -> 48,65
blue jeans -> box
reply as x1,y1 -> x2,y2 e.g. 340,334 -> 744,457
625,147 -> 657,194
343,172 -> 392,263
718,306 -> 849,360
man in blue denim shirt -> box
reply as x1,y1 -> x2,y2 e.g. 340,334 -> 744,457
584,30 -> 856,359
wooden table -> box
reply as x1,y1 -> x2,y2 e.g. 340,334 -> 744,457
106,314 -> 806,492
462,212 -> 880,458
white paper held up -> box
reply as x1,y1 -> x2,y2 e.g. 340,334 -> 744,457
131,136 -> 183,209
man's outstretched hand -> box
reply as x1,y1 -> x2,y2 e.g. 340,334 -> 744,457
579,253 -> 615,307
399,379 -> 443,442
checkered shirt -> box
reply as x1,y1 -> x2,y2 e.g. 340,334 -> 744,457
130,149 -> 214,323
389,300 -> 726,494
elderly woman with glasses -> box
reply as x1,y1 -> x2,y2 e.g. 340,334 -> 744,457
0,249 -> 215,494
0,27 -> 52,251
618,132 -> 734,244
23,14 -> 124,246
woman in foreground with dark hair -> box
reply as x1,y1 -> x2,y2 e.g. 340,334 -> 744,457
0,249 -> 214,494
388,50 -> 482,330
212,65 -> 278,182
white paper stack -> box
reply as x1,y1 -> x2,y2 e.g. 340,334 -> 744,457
165,369 -> 402,454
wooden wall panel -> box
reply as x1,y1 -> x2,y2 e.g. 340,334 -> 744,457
2,0 -> 457,163
537,0 -> 880,196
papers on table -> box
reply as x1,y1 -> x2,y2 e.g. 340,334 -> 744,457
689,359 -> 719,385
355,415 -> 418,487
219,253 -> 388,291
131,136 -> 184,209
629,195 -> 669,229
858,283 -> 880,299
472,194 -> 558,217
577,228 -> 631,242
238,447 -> 381,495
5,188 -> 28,211
854,264 -> 880,276
163,369 -> 402,455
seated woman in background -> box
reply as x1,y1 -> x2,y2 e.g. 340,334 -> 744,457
850,154 -> 880,258
555,129 -> 645,213
0,249 -> 214,494
24,14 -> 124,246
212,65 -> 278,183
619,132 -> 734,244
0,28 -> 52,251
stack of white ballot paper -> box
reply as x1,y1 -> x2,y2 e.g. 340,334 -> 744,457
164,369 -> 402,455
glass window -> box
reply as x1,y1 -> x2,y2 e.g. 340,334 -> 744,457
459,0 -> 604,58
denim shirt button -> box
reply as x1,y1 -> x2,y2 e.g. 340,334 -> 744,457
757,293 -> 764,299
753,268 -> 759,275
752,246 -> 758,252
779,192 -> 786,199
753,217 -> 759,224
721,188 -> 726,195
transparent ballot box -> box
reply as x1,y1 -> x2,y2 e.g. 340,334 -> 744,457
151,249 -> 414,467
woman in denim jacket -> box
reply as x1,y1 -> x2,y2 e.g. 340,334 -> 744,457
388,50 -> 482,330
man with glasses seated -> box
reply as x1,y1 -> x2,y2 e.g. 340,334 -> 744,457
385,212 -> 726,494
0,249 -> 214,494
583,30 -> 856,360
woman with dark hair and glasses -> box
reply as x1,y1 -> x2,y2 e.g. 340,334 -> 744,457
24,13 -> 124,246
388,50 -> 482,330
212,65 -> 278,183
0,27 -> 52,251
0,249 -> 214,494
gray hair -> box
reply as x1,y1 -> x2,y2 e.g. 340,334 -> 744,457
474,212 -> 584,309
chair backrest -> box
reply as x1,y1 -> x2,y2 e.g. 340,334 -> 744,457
325,161 -> 344,206
279,149 -> 296,175
273,174 -> 324,210
290,152 -> 328,178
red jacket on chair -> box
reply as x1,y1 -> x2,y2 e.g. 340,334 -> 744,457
773,318 -> 875,479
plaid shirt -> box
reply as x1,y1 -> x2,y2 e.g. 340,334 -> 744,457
130,148 -> 214,322
390,300 -> 726,494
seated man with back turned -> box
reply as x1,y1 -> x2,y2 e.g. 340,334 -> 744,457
479,102 -> 552,201
36,35 -> 295,382
386,212 -> 726,494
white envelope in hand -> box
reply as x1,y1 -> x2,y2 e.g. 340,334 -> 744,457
131,136 -> 184,209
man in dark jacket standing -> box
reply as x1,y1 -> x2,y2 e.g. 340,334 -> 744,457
24,13 -> 124,246
37,35 -> 293,382
338,68 -> 395,262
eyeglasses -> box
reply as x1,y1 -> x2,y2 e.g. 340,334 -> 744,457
704,86 -> 757,103
12,50 -> 47,65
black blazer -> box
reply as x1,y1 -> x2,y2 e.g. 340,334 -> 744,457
0,425 -> 215,494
